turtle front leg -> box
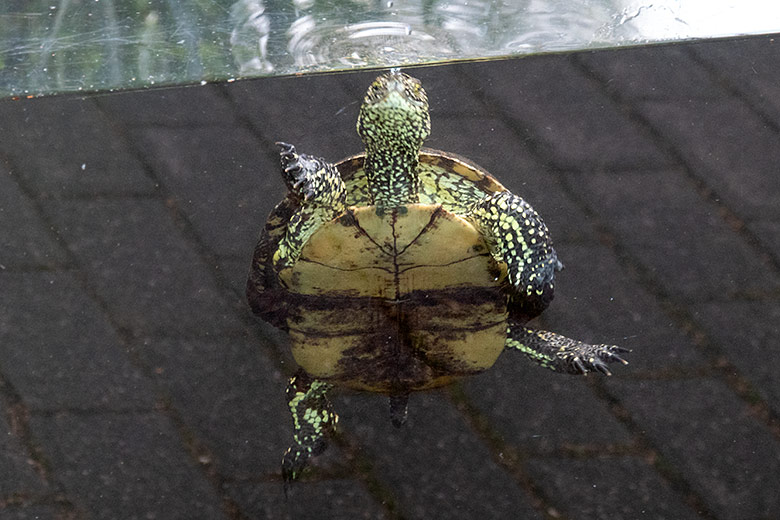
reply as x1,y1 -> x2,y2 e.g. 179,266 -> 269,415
506,322 -> 629,375
282,370 -> 338,486
468,191 -> 563,317
273,143 -> 346,270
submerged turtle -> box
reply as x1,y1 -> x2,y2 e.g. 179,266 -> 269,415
247,70 -> 628,483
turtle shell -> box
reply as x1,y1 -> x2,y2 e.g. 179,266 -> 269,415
247,149 -> 510,393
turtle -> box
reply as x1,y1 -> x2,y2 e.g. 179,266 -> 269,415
246,70 -> 628,484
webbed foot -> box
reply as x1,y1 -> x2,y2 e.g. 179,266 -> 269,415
506,324 -> 629,375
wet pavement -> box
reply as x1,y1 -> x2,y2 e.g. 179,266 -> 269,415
1,33 -> 780,519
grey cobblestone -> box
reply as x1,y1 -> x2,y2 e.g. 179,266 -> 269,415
337,391 -> 540,520
96,83 -> 237,127
525,456 -> 702,520
543,242 -> 705,370
0,410 -> 45,496
129,126 -> 283,258
694,300 -> 780,414
0,97 -> 155,197
690,35 -> 780,124
225,74 -> 362,162
134,337 -> 290,477
464,57 -> 674,172
637,97 -> 780,222
568,169 -> 780,301
43,198 -> 244,338
0,166 -> 67,270
0,272 -> 154,411
462,353 -> 632,451
747,220 -> 780,260
611,378 -> 780,519
29,411 -> 226,520
0,504 -> 68,519
224,480 -> 390,520
577,44 -> 725,101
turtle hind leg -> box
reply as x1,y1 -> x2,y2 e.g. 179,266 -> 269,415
506,322 -> 629,375
282,370 -> 338,488
273,143 -> 346,270
468,191 -> 563,317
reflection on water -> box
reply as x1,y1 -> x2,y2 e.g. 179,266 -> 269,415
1,0 -> 778,97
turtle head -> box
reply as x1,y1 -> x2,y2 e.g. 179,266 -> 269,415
357,70 -> 431,153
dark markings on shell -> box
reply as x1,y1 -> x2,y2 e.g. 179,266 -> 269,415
286,286 -> 507,391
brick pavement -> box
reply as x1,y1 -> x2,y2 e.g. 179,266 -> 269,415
1,33 -> 779,519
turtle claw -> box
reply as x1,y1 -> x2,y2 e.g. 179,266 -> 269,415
276,142 -> 343,204
573,344 -> 630,376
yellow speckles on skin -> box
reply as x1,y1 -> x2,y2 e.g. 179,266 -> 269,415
469,190 -> 559,307
286,376 -> 335,464
356,72 -> 431,206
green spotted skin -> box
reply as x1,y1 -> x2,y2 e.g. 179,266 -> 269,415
356,71 -> 430,208
506,327 -> 629,376
344,160 -> 494,212
470,191 -> 563,314
272,143 -> 346,270
282,371 -> 337,485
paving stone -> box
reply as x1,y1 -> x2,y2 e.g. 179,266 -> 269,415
690,34 -> 780,123
0,97 -> 154,197
637,97 -> 780,221
0,409 -> 45,496
694,300 -> 780,414
407,63 -> 498,118
130,125 -> 282,258
461,353 -> 631,454
0,272 -> 154,411
424,115 -> 599,243
526,456 -> 700,520
225,73 -> 363,161
577,44 -> 724,101
543,242 -> 705,370
225,480 -> 390,520
748,219 -> 780,261
336,391 -> 540,519
612,378 -> 780,519
0,166 -> 67,270
134,337 -> 292,478
217,257 -> 254,302
44,198 -> 244,338
30,411 -> 225,520
0,504 -> 66,519
96,83 -> 237,126
570,170 -> 780,301
430,115 -> 541,178
464,57 -> 672,172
